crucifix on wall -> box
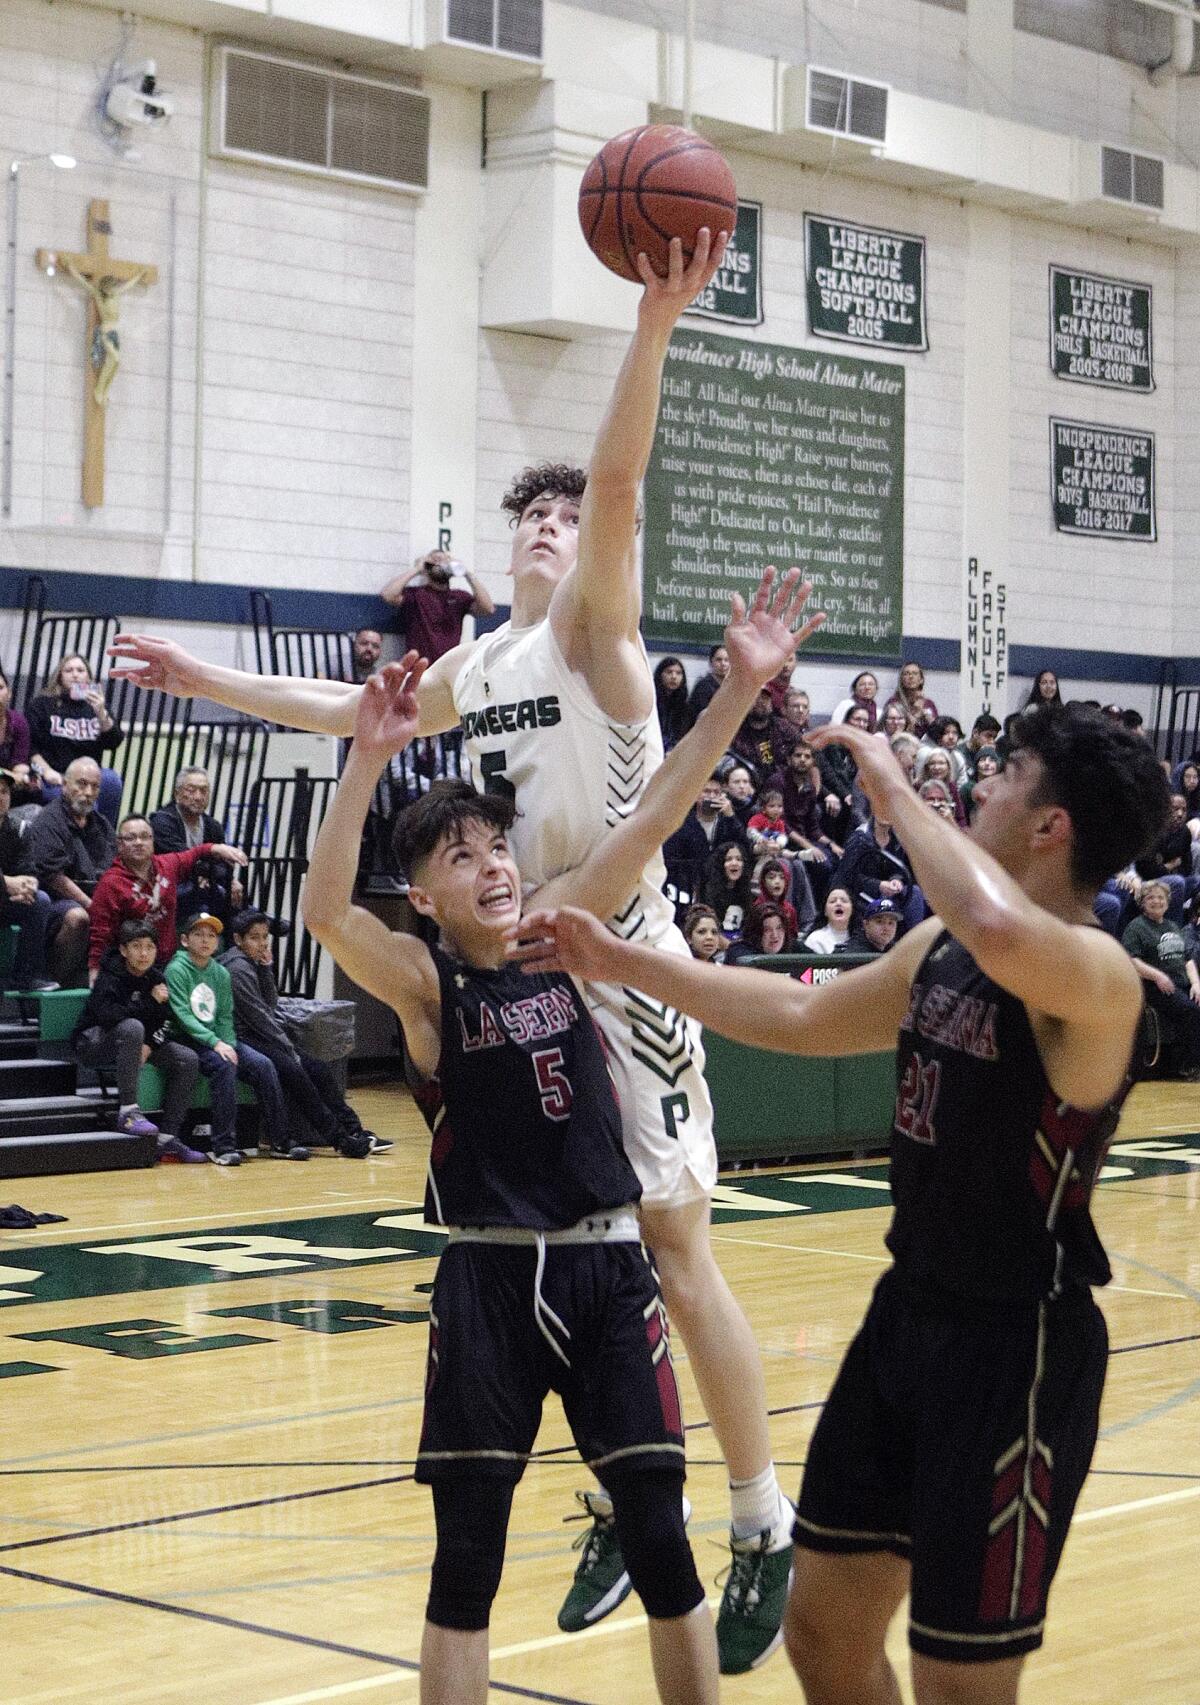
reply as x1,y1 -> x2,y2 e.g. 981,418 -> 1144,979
36,200 -> 158,509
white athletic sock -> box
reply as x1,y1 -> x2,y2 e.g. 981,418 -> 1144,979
729,1465 -> 792,1548
118,1103 -> 137,1120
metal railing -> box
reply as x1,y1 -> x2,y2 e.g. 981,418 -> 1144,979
250,587 -> 355,686
236,769 -> 340,998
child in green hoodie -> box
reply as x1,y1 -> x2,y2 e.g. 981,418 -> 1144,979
165,911 -> 308,1165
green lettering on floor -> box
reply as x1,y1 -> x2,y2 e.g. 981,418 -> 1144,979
15,1318 -> 270,1359
208,1299 -> 427,1332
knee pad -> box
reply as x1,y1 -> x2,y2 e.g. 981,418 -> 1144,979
426,1477 -> 514,1633
608,1470 -> 704,1622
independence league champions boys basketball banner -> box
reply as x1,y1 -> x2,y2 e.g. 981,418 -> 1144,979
687,201 -> 763,326
1049,266 -> 1154,393
1051,418 -> 1156,541
645,327 -> 905,655
804,214 -> 928,352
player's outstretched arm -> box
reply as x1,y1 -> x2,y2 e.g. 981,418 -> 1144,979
809,723 -> 1142,1035
513,907 -> 935,1057
558,230 -> 729,641
302,657 -> 440,1065
107,633 -> 467,739
536,569 -> 823,923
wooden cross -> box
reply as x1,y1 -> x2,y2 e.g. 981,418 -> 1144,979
36,200 -> 158,509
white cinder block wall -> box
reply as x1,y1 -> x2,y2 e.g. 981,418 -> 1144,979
0,0 -> 1196,720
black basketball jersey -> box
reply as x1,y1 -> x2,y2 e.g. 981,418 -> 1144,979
409,945 -> 640,1231
886,930 -> 1130,1306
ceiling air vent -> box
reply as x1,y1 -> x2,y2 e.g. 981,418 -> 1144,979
215,46 -> 430,192
444,0 -> 543,59
1100,145 -> 1164,211
806,67 -> 889,145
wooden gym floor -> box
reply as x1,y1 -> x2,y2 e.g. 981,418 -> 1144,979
0,1080 -> 1196,1705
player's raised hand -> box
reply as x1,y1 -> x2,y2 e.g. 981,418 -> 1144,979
636,229 -> 730,321
107,633 -> 202,697
809,720 -> 912,823
509,906 -> 623,983
352,654 -> 429,758
724,567 -> 825,690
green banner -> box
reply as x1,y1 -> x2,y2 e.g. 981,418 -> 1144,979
645,327 -> 905,655
804,213 -> 928,351
1050,266 -> 1153,392
686,200 -> 762,325
1051,417 -> 1156,541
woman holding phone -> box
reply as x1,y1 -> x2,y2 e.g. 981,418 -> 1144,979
26,653 -> 125,825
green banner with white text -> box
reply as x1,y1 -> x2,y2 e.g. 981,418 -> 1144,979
644,327 -> 905,655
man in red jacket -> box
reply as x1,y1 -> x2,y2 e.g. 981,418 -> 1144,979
88,815 -> 247,982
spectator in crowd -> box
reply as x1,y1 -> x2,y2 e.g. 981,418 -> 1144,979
71,918 -> 203,1158
1122,881 -> 1200,1077
729,687 -> 786,778
0,668 -> 35,803
1121,708 -> 1146,739
27,654 -> 124,825
29,757 -> 116,985
0,771 -> 53,990
653,657 -> 690,752
662,774 -> 748,916
889,731 -> 920,783
219,909 -> 385,1157
701,841 -> 754,941
967,712 -> 1002,756
725,901 -> 793,963
1025,668 -> 1063,710
819,708 -> 870,825
884,661 -> 937,733
722,763 -> 758,829
88,814 -> 247,982
1177,760 -> 1200,823
1134,793 -> 1195,920
832,811 -> 913,913
682,903 -> 723,963
778,741 -> 843,865
924,714 -> 968,785
381,550 -> 495,663
960,744 -> 999,821
165,912 -> 310,1165
684,642 -> 729,729
919,777 -> 959,825
778,686 -> 811,745
746,784 -> 791,858
837,893 -> 902,957
914,748 -> 967,826
764,657 -> 795,714
831,671 -> 879,731
753,856 -> 800,940
350,629 -> 384,683
151,767 -> 245,926
878,700 -> 909,739
802,886 -> 853,954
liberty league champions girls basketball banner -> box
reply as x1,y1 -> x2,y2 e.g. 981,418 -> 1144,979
804,214 -> 928,352
1049,266 -> 1153,393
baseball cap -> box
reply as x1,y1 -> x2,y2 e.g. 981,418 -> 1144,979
180,911 -> 223,934
864,897 -> 900,919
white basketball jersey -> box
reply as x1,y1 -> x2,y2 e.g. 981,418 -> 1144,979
452,618 -> 676,946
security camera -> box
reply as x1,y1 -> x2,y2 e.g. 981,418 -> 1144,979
104,60 -> 174,128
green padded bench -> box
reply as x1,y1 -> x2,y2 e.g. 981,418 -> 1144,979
703,953 -> 897,1164
37,988 -> 256,1111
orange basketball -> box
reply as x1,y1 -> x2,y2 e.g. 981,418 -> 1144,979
578,124 -> 738,283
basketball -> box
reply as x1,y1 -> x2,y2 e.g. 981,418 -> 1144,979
578,124 -> 738,282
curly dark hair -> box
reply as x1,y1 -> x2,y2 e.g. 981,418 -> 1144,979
391,780 -> 517,881
1011,704 -> 1170,889
500,463 -> 587,525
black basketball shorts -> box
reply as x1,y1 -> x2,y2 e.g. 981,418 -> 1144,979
793,1269 -> 1108,1663
415,1236 -> 686,1484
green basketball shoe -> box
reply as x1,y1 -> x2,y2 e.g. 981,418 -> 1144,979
557,1491 -> 631,1632
715,1527 -> 794,1674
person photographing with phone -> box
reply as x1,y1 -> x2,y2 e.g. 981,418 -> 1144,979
27,652 -> 125,825
381,550 -> 496,664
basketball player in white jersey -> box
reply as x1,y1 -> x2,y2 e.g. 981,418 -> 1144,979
109,229 -> 798,1672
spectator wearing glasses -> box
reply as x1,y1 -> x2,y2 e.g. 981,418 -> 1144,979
151,767 -> 245,927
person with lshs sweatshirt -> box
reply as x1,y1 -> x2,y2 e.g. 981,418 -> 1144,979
165,911 -> 308,1165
